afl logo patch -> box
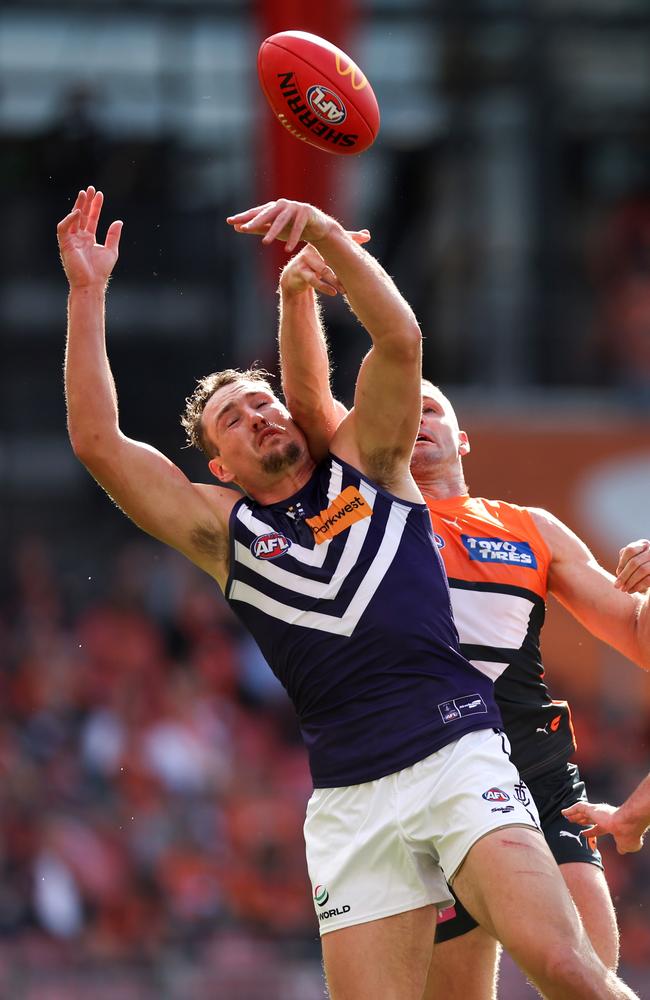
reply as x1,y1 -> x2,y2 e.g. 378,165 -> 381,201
482,788 -> 510,802
251,532 -> 291,560
433,533 -> 445,549
306,84 -> 347,125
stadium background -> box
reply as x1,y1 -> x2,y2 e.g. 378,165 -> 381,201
1,0 -> 649,996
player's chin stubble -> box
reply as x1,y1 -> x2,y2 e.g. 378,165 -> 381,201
261,441 -> 302,475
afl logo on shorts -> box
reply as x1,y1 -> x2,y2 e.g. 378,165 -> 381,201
306,85 -> 347,125
482,788 -> 510,802
251,532 -> 291,560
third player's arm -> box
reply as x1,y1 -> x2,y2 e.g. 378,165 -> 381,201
229,199 -> 422,487
563,773 -> 650,853
278,245 -> 348,462
531,508 -> 650,669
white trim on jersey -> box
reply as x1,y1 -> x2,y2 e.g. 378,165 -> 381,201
468,659 -> 509,682
235,458 -> 346,568
450,589 -> 534,650
229,499 -> 411,636
234,482 -> 377,600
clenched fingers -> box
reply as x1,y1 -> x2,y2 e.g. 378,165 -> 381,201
615,539 -> 650,593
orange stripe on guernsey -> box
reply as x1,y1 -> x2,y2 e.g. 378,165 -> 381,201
335,54 -> 368,91
306,486 -> 372,544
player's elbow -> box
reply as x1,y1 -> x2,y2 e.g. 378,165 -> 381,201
385,316 -> 422,361
68,424 -> 117,470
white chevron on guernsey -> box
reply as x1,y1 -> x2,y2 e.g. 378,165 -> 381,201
234,482 -> 376,599
235,458 -> 346,568
229,500 -> 411,636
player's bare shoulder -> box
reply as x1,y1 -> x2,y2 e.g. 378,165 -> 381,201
527,507 -> 591,564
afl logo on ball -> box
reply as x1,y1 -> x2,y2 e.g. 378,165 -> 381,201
251,532 -> 291,560
306,85 -> 347,125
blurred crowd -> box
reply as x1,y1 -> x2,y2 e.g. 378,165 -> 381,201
0,534 -> 649,998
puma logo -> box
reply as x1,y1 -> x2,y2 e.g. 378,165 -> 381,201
559,830 -> 582,844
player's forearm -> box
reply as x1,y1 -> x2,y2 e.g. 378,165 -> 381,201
617,774 -> 650,838
634,595 -> 650,669
65,285 -> 120,460
279,287 -> 334,418
314,225 -> 421,357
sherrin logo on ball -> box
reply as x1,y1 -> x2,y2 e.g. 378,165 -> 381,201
257,30 -> 380,155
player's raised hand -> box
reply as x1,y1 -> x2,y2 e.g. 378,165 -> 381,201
227,199 -> 369,254
57,187 -> 123,289
614,538 -> 650,594
279,244 -> 346,297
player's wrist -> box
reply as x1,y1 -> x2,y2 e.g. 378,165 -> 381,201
68,281 -> 109,297
617,802 -> 649,839
278,276 -> 315,298
309,216 -> 345,248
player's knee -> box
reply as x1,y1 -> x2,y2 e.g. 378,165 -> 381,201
540,940 -> 602,992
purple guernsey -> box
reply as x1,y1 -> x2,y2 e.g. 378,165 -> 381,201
226,455 -> 502,787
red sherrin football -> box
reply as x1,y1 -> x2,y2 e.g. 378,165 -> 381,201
257,30 -> 380,156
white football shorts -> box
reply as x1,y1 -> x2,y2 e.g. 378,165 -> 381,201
304,727 -> 540,935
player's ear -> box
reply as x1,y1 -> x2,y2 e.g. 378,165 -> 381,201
459,430 -> 471,456
208,456 -> 235,484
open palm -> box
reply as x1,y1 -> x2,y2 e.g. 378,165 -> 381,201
57,186 -> 123,288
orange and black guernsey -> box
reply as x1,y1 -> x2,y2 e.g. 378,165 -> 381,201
426,495 -> 576,782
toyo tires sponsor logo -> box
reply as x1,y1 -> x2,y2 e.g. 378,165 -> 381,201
461,535 -> 537,567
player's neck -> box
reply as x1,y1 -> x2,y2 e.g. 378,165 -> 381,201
244,455 -> 316,506
416,461 -> 468,501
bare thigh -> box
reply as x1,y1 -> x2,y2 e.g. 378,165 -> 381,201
423,925 -> 500,1000
561,862 -> 619,970
321,904 -> 436,1000
452,826 -> 637,1000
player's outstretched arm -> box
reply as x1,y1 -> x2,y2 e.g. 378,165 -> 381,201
531,509 -> 650,669
563,773 -> 650,854
228,199 -> 423,495
60,187 -> 234,587
278,244 -> 349,462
